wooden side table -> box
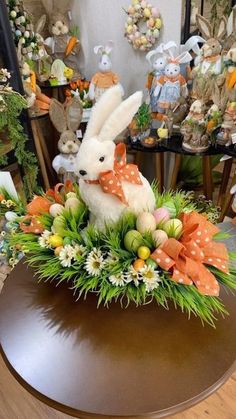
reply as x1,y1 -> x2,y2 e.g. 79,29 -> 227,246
163,136 -> 220,200
0,223 -> 236,418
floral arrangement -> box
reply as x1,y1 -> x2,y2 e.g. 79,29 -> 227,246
124,0 -> 162,51
5,181 -> 236,326
0,69 -> 38,198
65,79 -> 93,109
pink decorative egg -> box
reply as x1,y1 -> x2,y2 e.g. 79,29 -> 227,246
153,208 -> 170,225
151,7 -> 160,17
141,0 -> 147,8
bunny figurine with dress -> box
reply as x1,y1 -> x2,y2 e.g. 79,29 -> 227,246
89,41 -> 123,103
146,41 -> 177,116
75,86 -> 156,230
49,96 -> 83,182
154,51 -> 192,114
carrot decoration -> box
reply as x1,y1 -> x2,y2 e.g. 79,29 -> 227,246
227,69 -> 236,90
65,37 -> 78,57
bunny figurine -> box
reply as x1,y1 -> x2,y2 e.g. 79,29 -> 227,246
49,96 -> 83,181
146,41 -> 177,115
154,51 -> 192,114
42,0 -> 81,79
191,14 -> 227,102
223,5 -> 236,54
32,15 -> 52,82
89,41 -> 122,103
75,86 -> 156,230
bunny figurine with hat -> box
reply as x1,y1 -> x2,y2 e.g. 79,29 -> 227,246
49,96 -> 83,182
154,50 -> 192,115
146,41 -> 177,116
76,86 -> 156,230
42,0 -> 81,80
88,41 -> 123,103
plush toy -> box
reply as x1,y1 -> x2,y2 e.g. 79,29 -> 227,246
49,96 -> 83,181
191,15 -> 227,102
146,41 -> 177,116
42,0 -> 81,79
75,86 -> 156,230
154,51 -> 192,114
89,41 -> 122,102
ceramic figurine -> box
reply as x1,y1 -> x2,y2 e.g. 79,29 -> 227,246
145,41 -> 177,116
42,0 -> 81,79
181,101 -> 209,153
31,15 -> 52,82
185,100 -> 205,124
75,86 -> 156,230
191,14 -> 227,102
217,102 -> 236,146
88,41 -> 123,102
154,51 -> 192,115
49,96 -> 83,181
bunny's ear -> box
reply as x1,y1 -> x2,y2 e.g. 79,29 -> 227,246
230,185 -> 236,195
98,91 -> 143,142
176,51 -> 192,64
146,49 -> 158,64
83,85 -> 123,141
49,99 -> 67,133
105,40 -> 114,55
41,0 -> 53,15
35,15 -> 47,34
94,45 -> 104,55
196,14 -> 213,40
66,97 -> 83,132
216,17 -> 227,40
181,35 -> 206,55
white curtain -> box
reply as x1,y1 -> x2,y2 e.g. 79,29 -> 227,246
72,0 -> 182,96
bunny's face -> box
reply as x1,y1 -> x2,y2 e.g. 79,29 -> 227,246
201,39 -> 221,58
164,62 -> 180,78
58,131 -> 80,154
99,54 -> 112,72
76,137 -> 116,181
153,56 -> 167,71
49,14 -> 69,36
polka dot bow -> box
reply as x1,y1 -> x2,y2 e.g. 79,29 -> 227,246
151,212 -> 229,296
88,143 -> 142,204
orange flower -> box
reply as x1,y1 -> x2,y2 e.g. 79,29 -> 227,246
0,194 -> 5,202
70,81 -> 77,90
65,88 -> 72,97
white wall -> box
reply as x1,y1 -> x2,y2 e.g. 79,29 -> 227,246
72,0 -> 182,95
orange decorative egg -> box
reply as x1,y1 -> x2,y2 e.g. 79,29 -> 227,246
133,259 -> 145,272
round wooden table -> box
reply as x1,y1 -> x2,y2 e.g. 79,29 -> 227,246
1,249 -> 236,418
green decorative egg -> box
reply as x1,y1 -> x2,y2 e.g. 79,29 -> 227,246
162,201 -> 177,218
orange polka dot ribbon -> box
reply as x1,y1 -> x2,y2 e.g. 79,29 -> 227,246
20,215 -> 44,235
86,143 -> 142,204
151,212 -> 229,296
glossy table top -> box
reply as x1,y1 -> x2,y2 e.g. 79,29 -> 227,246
1,223 -> 236,418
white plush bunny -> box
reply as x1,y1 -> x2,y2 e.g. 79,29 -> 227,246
146,41 -> 177,113
88,41 -> 123,102
75,86 -> 156,230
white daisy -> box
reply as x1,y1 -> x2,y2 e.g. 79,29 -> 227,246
124,265 -> 142,286
109,272 -> 126,287
84,248 -> 105,276
59,245 -> 74,268
72,244 -> 86,258
140,266 -> 161,292
38,230 -> 52,248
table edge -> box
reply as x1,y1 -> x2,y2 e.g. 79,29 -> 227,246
1,343 -> 236,419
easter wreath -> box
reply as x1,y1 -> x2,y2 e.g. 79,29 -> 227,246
4,181 -> 236,327
124,0 -> 162,51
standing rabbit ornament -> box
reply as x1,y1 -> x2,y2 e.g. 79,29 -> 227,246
89,41 -> 123,103
76,86 -> 156,230
49,97 -> 83,182
145,41 -> 177,115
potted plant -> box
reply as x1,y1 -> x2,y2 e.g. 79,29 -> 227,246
129,103 -> 151,142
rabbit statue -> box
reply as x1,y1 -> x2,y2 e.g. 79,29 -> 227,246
49,96 -> 83,182
146,41 -> 177,115
191,14 -> 227,102
154,51 -> 192,114
88,41 -> 123,103
75,86 -> 156,230
32,15 -> 52,82
42,0 -> 81,79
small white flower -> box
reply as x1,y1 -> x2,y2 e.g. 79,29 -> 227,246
38,230 -> 52,248
85,248 -> 105,276
140,266 -> 161,292
124,265 -> 142,286
72,244 -> 86,258
109,272 -> 126,287
59,245 -> 74,267
105,251 -> 119,265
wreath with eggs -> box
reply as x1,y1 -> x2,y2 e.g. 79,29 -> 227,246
124,0 -> 162,51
